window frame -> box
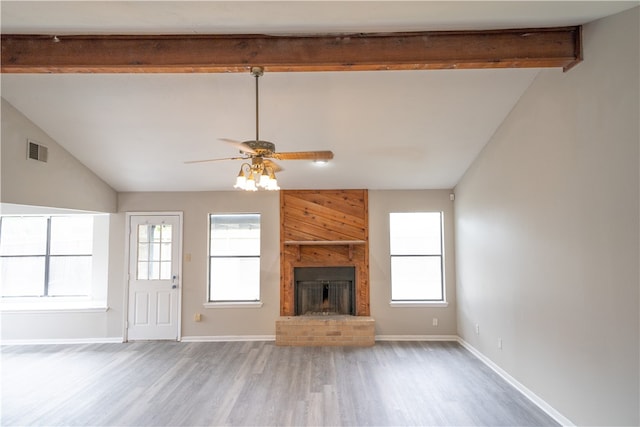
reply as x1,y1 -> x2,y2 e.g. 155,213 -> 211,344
389,211 -> 446,303
0,215 -> 93,299
207,212 -> 262,304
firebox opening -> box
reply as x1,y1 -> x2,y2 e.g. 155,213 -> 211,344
294,266 -> 355,316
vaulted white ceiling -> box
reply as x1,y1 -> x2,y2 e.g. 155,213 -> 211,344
1,1 -> 636,192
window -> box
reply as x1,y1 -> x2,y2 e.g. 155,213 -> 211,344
209,213 -> 260,302
0,215 -> 93,298
389,212 -> 444,301
136,223 -> 173,280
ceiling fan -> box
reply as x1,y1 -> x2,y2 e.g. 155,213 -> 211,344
186,66 -> 334,191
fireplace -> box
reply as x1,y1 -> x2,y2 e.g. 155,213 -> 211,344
278,190 -> 373,346
294,267 -> 355,316
280,190 -> 370,317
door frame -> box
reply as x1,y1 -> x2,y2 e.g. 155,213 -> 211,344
123,211 -> 184,342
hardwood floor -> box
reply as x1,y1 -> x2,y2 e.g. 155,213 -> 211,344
1,341 -> 558,426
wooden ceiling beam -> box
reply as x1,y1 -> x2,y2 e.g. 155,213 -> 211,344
1,27 -> 582,74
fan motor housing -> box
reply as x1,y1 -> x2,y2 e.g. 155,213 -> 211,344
243,140 -> 276,155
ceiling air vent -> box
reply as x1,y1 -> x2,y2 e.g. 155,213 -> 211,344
27,140 -> 48,163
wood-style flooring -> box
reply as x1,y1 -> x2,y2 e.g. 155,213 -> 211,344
1,340 -> 559,426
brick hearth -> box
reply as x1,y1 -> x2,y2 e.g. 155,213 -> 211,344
276,316 -> 375,346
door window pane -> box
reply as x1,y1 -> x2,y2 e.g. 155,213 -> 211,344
159,225 -> 172,242
161,243 -> 172,261
138,224 -> 149,242
149,243 -> 161,261
160,262 -> 172,280
138,262 -> 152,280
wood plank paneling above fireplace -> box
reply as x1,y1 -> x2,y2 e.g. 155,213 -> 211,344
280,190 -> 370,316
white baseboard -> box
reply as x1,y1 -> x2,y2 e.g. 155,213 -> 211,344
376,334 -> 458,341
457,338 -> 574,427
181,335 -> 276,342
1,337 -> 123,346
183,335 -> 458,343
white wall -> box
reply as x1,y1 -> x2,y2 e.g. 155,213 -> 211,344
117,190 -> 458,338
369,190 -> 457,336
1,184 -> 459,341
117,191 -> 281,338
1,100 -> 122,342
454,8 -> 639,426
1,98 -> 117,213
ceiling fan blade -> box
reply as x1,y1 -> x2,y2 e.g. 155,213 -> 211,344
271,150 -> 334,161
184,156 -> 247,164
220,138 -> 257,155
264,159 -> 284,172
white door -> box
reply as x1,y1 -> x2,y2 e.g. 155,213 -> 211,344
127,214 -> 181,341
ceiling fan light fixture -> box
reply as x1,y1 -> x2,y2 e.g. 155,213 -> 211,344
245,171 -> 258,191
254,166 -> 279,191
257,168 -> 270,188
233,165 -> 248,189
233,162 -> 279,191
264,169 -> 280,191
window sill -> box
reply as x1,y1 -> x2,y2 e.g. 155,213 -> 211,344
0,300 -> 109,313
204,301 -> 263,309
389,301 -> 449,308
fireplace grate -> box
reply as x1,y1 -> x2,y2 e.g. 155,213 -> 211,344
294,267 -> 355,316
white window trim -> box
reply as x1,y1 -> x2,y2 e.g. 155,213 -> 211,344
208,213 -> 262,303
389,301 -> 449,308
0,297 -> 108,312
0,213 -> 110,312
203,301 -> 264,309
389,211 -> 446,303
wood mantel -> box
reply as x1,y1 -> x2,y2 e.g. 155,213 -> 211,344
284,240 -> 366,261
284,240 -> 366,245
280,190 -> 369,316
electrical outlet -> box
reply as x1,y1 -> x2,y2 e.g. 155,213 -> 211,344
475,324 -> 480,335
432,318 -> 439,327
194,313 -> 202,322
